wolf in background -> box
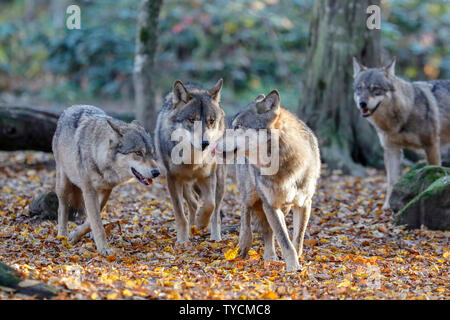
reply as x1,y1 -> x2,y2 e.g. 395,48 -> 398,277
211,90 -> 321,271
53,105 -> 160,254
155,79 -> 226,243
353,58 -> 450,209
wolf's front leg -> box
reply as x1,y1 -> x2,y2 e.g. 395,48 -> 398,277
425,142 -> 441,166
183,183 -> 198,229
383,147 -> 402,210
238,206 -> 253,258
69,188 -> 112,244
292,199 -> 312,257
167,177 -> 189,243
210,164 -> 226,241
82,184 -> 112,255
262,203 -> 299,272
195,177 -> 216,231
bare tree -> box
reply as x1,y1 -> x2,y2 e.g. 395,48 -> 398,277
298,0 -> 383,175
133,0 -> 163,132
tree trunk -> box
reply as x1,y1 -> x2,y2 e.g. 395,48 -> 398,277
0,105 -> 134,152
298,0 -> 383,175
133,0 -> 163,132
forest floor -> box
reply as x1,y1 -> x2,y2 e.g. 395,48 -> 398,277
0,151 -> 448,300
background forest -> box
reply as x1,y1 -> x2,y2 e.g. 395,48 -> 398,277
0,0 -> 449,113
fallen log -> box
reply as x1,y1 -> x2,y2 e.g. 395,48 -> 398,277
0,105 -> 135,152
0,262 -> 58,299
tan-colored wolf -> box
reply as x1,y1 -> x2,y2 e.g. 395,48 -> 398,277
353,58 -> 450,209
211,91 -> 321,271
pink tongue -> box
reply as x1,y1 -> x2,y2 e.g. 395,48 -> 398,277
209,141 -> 219,155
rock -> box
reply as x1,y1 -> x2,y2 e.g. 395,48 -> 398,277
29,191 -> 82,221
0,262 -> 58,299
395,176 -> 450,230
390,164 -> 450,212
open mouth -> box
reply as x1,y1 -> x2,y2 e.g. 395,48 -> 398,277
131,167 -> 153,185
210,143 -> 237,158
361,101 -> 381,118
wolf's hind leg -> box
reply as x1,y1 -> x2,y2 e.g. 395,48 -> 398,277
56,169 -> 71,237
292,199 -> 312,257
425,142 -> 441,165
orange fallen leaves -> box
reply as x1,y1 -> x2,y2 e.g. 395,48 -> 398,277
0,152 -> 448,300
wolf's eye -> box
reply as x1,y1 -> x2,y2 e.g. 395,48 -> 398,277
208,118 -> 215,125
372,88 -> 383,95
135,151 -> 144,157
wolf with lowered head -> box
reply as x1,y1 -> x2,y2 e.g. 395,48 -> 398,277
53,105 -> 160,254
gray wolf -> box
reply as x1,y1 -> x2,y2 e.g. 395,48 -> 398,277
52,105 -> 160,254
155,79 -> 226,243
353,57 -> 450,209
211,91 -> 321,271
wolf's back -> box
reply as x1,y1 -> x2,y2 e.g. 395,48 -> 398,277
52,105 -> 107,153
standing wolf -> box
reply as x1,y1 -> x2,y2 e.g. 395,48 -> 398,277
155,79 -> 226,243
53,105 -> 160,254
353,58 -> 450,209
211,91 -> 321,271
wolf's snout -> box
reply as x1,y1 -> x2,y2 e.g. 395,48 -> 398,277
201,140 -> 210,150
359,101 -> 368,110
151,169 -> 160,178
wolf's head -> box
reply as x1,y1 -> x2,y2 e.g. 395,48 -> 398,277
353,57 -> 397,118
169,79 -> 225,151
106,119 -> 160,185
211,90 -> 280,159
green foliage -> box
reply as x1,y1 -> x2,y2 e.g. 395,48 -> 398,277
0,0 -> 448,109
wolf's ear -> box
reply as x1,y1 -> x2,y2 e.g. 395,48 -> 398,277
255,94 -> 265,102
173,80 -> 190,106
384,58 -> 396,77
258,90 -> 280,114
353,57 -> 366,78
107,119 -> 124,137
208,78 -> 223,103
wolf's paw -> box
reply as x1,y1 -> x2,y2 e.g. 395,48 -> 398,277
382,201 -> 391,211
57,230 -> 68,238
285,261 -> 301,272
239,247 -> 249,259
210,232 -> 222,242
174,241 -> 192,250
97,246 -> 114,256
263,253 -> 279,262
68,232 -> 81,244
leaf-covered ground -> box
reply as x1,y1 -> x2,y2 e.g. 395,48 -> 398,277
0,151 -> 448,300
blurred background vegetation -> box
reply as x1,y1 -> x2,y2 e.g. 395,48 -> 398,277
0,0 -> 449,114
